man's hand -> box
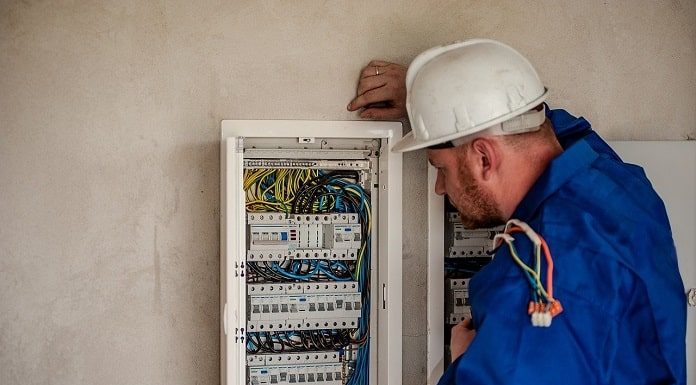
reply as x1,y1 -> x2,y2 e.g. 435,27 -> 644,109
347,60 -> 407,120
450,318 -> 476,361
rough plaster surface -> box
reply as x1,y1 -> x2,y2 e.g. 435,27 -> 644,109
1,1 -> 694,384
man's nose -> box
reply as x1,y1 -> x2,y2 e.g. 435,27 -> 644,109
435,172 -> 446,196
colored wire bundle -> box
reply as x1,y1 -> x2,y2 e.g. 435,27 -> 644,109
493,219 -> 563,327
245,168 -> 319,212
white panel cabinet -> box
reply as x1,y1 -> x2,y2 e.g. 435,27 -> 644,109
221,121 -> 403,385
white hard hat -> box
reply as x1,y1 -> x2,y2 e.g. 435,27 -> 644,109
392,39 -> 548,153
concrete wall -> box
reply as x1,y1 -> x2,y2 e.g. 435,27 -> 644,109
1,1 -> 694,384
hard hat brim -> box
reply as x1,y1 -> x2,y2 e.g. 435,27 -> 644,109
390,131 -> 420,153
392,89 -> 548,153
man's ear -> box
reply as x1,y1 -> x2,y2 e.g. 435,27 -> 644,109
469,138 -> 500,181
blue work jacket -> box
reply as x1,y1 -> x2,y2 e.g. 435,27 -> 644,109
438,107 -> 687,385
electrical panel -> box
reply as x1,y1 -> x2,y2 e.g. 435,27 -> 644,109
221,121 -> 403,385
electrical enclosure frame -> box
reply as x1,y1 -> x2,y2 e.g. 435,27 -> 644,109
221,120 -> 403,385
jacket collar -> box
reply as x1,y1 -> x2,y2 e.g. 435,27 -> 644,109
512,139 -> 600,221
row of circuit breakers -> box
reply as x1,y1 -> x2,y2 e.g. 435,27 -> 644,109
247,213 -> 362,333
245,211 -> 366,385
247,213 -> 361,262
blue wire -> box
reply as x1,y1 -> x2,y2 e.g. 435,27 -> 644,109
271,262 -> 313,281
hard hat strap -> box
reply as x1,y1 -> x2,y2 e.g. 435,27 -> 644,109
451,105 -> 546,147
496,105 -> 546,134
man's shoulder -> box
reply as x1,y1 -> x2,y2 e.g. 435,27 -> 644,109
534,150 -> 679,283
547,146 -> 670,237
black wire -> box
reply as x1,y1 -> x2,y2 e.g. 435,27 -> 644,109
247,329 -> 355,353
291,171 -> 359,214
247,262 -> 278,281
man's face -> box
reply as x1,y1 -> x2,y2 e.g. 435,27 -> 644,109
427,146 -> 504,229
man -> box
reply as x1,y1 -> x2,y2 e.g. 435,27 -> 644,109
348,39 -> 686,384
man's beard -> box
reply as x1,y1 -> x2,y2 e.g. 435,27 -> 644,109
449,162 -> 505,229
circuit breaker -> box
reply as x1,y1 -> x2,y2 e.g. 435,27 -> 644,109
445,278 -> 470,324
446,213 -> 497,258
221,120 -> 403,385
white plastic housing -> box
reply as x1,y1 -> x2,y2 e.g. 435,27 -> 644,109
221,120 -> 403,385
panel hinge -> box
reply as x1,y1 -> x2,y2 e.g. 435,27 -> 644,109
234,261 -> 246,278
382,283 -> 387,309
234,327 -> 246,344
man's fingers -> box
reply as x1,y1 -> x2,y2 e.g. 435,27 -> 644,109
360,65 -> 382,79
356,76 -> 388,97
349,61 -> 407,119
360,107 -> 402,120
348,87 -> 392,111
360,61 -> 393,79
453,317 -> 472,331
449,318 -> 476,361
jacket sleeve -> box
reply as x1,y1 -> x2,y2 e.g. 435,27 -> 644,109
439,288 -> 614,385
438,231 -> 615,385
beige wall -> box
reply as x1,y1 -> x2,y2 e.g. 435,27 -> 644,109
1,1 -> 694,384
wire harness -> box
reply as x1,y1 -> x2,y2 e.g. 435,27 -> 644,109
493,219 -> 563,327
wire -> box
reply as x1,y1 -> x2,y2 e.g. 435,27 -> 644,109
494,220 -> 563,327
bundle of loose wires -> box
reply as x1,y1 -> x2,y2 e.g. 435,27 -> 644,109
493,219 -> 563,327
246,330 -> 354,354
